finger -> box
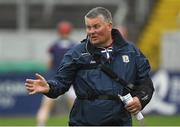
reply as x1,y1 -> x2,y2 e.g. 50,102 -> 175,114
125,102 -> 135,109
25,83 -> 33,87
131,109 -> 138,114
131,108 -> 139,114
35,73 -> 45,80
26,79 -> 35,84
127,101 -> 141,111
126,101 -> 134,106
25,83 -> 34,89
126,104 -> 137,112
126,106 -> 137,114
26,86 -> 34,91
126,105 -> 135,111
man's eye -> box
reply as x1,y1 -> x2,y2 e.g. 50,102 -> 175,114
94,25 -> 100,29
86,26 -> 91,30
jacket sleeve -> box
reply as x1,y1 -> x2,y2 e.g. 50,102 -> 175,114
131,76 -> 154,109
131,49 -> 154,109
44,49 -> 78,98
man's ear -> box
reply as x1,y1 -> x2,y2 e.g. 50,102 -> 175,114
108,23 -> 113,32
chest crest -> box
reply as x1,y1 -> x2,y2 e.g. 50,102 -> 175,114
122,55 -> 130,63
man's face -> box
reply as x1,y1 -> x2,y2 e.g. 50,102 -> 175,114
85,15 -> 112,47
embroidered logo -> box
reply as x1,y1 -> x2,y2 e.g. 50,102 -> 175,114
122,55 -> 129,63
90,60 -> 96,64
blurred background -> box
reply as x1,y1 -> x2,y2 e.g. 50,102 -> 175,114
0,0 -> 180,126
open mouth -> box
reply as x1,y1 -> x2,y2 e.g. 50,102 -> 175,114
90,36 -> 98,41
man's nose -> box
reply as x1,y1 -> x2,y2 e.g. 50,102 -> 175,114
88,28 -> 96,34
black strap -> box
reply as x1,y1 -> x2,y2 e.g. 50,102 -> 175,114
99,64 -> 134,93
78,63 -> 97,70
93,54 -> 134,93
78,63 -> 134,93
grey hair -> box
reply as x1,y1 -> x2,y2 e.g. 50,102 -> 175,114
85,7 -> 112,24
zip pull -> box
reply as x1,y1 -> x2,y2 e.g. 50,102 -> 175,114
101,48 -> 112,60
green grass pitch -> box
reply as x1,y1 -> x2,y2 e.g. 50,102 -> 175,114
0,115 -> 180,126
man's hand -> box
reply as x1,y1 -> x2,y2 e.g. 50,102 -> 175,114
125,97 -> 142,114
25,73 -> 50,95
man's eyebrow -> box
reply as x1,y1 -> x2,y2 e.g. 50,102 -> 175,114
86,23 -> 99,27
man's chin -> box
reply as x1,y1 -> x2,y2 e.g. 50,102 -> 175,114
90,40 -> 99,45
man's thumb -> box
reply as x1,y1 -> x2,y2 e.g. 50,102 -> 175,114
35,73 -> 45,80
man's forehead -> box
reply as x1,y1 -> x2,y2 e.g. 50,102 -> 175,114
85,15 -> 105,25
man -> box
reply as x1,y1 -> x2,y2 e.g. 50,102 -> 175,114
36,21 -> 76,126
25,7 -> 154,126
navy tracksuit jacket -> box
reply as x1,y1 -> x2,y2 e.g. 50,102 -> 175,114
45,29 -> 154,126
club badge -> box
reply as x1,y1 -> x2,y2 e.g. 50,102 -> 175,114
122,55 -> 129,63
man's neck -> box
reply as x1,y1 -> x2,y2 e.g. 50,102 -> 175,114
104,41 -> 113,48
96,38 -> 113,48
